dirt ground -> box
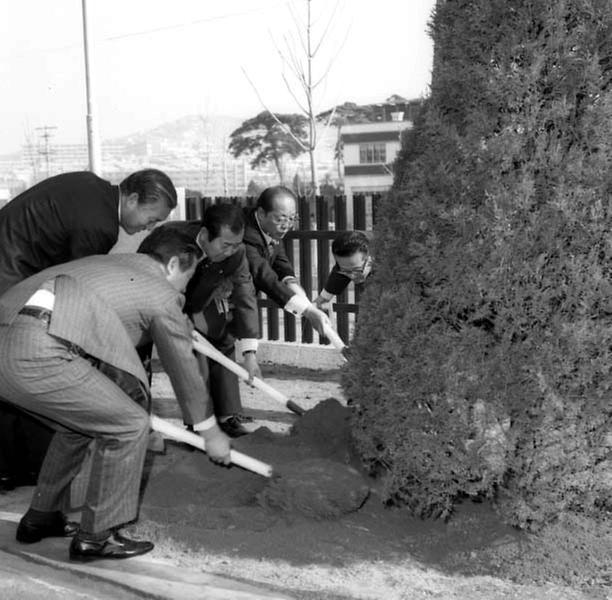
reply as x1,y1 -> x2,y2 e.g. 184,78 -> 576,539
135,363 -> 611,600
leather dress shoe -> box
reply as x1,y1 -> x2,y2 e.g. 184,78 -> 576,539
69,531 -> 154,562
0,471 -> 38,492
219,415 -> 250,438
16,512 -> 79,543
0,473 -> 16,493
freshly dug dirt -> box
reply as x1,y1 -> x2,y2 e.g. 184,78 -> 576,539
258,457 -> 370,518
135,364 -> 610,600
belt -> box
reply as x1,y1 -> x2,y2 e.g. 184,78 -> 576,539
18,306 -> 53,325
18,305 -> 89,358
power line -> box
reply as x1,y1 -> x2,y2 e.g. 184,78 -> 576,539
105,9 -> 263,41
2,6 -> 281,60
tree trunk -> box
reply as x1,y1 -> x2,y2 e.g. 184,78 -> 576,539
274,156 -> 285,186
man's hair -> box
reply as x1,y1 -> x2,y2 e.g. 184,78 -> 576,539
119,169 -> 177,209
137,226 -> 202,271
256,186 -> 297,213
331,230 -> 370,257
202,203 -> 245,240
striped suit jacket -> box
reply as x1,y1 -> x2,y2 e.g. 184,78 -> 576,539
0,253 -> 211,425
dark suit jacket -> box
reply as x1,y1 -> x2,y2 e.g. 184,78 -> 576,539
242,208 -> 296,308
0,172 -> 119,296
157,221 -> 259,340
0,254 -> 212,425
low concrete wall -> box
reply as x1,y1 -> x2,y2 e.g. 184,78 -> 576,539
155,340 -> 344,370
255,340 -> 344,370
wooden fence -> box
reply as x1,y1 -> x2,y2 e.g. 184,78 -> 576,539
185,194 -> 382,345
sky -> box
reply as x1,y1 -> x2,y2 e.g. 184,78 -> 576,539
0,0 -> 437,155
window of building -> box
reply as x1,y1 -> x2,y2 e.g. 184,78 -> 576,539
359,143 -> 386,164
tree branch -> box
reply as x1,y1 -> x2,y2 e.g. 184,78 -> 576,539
287,1 -> 308,57
241,66 -> 308,151
312,18 -> 352,88
281,71 -> 308,115
312,0 -> 341,57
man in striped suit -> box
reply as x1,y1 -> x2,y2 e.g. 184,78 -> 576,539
0,227 -> 230,561
0,168 -> 177,492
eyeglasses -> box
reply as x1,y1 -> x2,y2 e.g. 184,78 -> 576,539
270,213 -> 299,226
337,255 -> 372,280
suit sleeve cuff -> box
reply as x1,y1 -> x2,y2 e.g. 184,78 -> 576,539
236,338 -> 259,355
282,275 -> 299,286
284,294 -> 311,316
192,416 -> 218,432
319,289 -> 334,302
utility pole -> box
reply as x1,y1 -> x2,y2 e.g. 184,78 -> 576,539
81,0 -> 102,174
35,126 -> 57,178
222,136 -> 228,196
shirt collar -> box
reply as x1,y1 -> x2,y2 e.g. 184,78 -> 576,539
195,236 -> 209,261
117,185 -> 122,223
254,211 -> 278,246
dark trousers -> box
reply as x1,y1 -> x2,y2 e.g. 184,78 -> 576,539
0,400 -> 53,484
195,303 -> 242,417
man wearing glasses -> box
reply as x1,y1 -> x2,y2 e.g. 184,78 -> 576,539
243,186 -> 331,336
314,230 -> 373,312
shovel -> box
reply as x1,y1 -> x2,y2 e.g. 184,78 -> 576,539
321,323 -> 348,362
150,414 -> 273,478
191,331 -> 306,415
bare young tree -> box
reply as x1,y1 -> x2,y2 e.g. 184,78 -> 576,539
243,0 -> 349,197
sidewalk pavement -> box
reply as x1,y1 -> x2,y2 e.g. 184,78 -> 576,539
0,494 -> 292,600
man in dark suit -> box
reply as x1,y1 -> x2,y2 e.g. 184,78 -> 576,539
0,227 -> 230,561
155,204 -> 261,438
190,187 -> 330,435
0,168 -> 177,492
313,230 -> 373,311
243,186 -> 330,333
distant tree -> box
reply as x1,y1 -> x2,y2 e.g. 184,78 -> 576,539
319,173 -> 339,198
292,172 -> 304,196
246,179 -> 265,198
228,112 -> 308,186
317,101 -> 381,125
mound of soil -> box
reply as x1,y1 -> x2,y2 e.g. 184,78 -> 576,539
136,368 -> 610,600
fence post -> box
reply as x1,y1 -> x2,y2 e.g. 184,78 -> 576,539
315,197 -> 331,292
334,195 -> 347,230
315,197 -> 331,346
353,194 -> 367,230
298,196 -> 313,343
283,238 -> 297,342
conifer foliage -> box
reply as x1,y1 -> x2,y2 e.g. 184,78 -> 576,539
345,0 -> 612,529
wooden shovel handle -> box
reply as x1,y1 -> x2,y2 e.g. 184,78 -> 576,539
192,332 -> 305,414
150,415 -> 273,478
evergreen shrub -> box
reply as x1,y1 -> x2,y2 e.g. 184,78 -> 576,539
345,0 -> 612,529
